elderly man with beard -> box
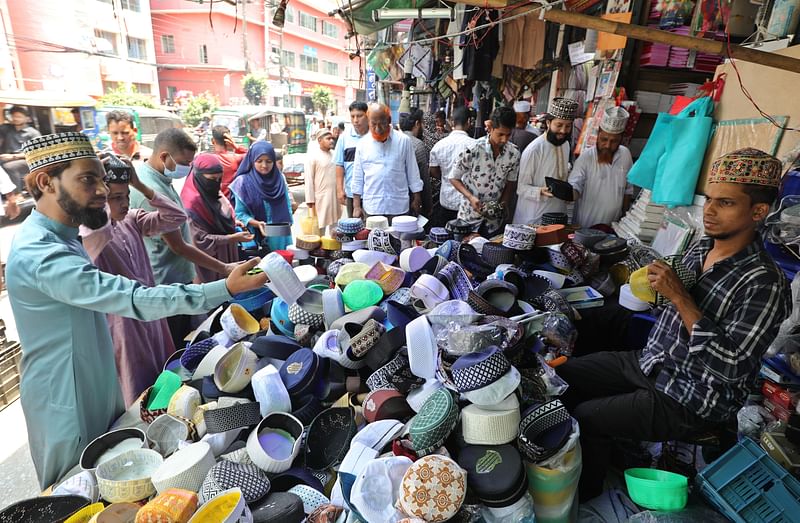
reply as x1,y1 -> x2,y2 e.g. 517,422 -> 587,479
513,97 -> 579,225
351,103 -> 423,220
569,106 -> 634,227
7,133 -> 268,489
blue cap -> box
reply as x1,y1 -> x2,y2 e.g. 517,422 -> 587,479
252,335 -> 301,360
270,297 -> 295,338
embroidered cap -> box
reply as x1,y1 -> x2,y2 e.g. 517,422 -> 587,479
708,147 -> 782,187
547,97 -> 580,121
599,106 -> 630,134
399,455 -> 466,522
23,132 -> 96,172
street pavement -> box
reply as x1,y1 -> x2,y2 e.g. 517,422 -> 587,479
0,223 -> 40,510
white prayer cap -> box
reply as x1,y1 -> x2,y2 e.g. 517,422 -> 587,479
513,100 -> 531,113
600,106 -> 630,134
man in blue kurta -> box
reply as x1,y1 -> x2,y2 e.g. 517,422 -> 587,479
7,132 -> 267,489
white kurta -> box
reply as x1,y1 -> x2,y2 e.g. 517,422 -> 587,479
513,134 -> 571,225
568,145 -> 633,227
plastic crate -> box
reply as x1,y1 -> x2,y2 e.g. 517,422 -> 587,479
696,437 -> 800,523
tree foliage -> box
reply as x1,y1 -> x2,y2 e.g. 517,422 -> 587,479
99,84 -> 156,108
242,74 -> 268,105
182,92 -> 219,127
311,86 -> 334,117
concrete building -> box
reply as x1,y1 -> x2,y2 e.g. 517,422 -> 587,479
3,0 -> 159,98
265,0 -> 363,116
151,0 -> 266,105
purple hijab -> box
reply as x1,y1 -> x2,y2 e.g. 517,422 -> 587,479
229,141 -> 291,223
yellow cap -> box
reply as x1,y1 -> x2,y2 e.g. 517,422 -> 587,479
629,266 -> 656,304
321,236 -> 341,250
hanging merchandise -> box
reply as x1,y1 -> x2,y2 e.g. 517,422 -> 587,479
367,44 -> 404,81
503,4 -> 547,70
628,96 -> 715,207
461,9 -> 500,82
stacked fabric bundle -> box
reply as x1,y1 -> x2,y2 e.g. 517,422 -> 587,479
11,216 -> 655,523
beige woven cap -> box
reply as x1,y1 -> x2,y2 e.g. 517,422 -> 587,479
599,106 -> 630,134
461,394 -> 521,445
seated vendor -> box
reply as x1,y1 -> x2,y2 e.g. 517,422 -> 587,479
557,148 -> 791,502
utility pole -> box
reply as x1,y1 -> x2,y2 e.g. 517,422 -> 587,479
242,0 -> 250,73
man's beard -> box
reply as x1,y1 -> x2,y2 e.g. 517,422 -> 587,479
597,147 -> 616,164
371,128 -> 390,142
58,188 -> 108,229
546,130 -> 569,146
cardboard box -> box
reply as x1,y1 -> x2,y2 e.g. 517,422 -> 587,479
762,381 -> 799,412
761,431 -> 800,474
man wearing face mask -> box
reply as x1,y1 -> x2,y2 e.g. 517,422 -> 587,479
513,97 -> 579,225
7,133 -> 268,490
130,128 -> 237,347
351,103 -> 423,220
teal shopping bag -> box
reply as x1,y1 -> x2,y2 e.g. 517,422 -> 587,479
652,96 -> 714,206
627,112 -> 676,190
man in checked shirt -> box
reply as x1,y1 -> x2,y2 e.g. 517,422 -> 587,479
558,148 -> 791,501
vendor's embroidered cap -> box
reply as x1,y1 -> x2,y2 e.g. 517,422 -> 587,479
547,97 -> 579,121
351,456 -> 413,523
405,315 -> 438,379
363,388 -> 414,423
23,132 -> 96,172
408,389 -> 459,455
337,217 -> 364,235
600,105 -> 630,134
709,147 -> 782,187
252,364 -> 292,418
399,455 -> 466,522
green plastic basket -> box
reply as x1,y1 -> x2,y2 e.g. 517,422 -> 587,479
625,467 -> 689,511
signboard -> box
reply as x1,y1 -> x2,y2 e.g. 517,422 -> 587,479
366,64 -> 377,102
303,45 -> 317,58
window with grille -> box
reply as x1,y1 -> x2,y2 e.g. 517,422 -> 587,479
299,12 -> 316,31
322,21 -> 338,38
322,61 -> 338,76
126,36 -> 147,60
200,44 -> 208,64
94,29 -> 117,56
161,35 -> 175,54
300,54 -> 318,72
120,0 -> 140,12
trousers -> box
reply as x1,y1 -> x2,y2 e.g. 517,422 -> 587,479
557,350 -> 709,501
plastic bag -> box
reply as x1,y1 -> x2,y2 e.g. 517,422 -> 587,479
541,313 -> 578,356
737,404 -> 775,440
536,354 -> 569,399
444,324 -> 504,357
628,506 -> 729,523
766,271 -> 800,358
481,492 -> 536,522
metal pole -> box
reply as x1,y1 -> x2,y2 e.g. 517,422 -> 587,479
242,0 -> 250,73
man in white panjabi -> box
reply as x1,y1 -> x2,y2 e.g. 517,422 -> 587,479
513,97 -> 579,225
569,106 -> 634,227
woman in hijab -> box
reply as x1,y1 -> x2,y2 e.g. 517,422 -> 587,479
229,141 -> 293,253
181,153 -> 252,282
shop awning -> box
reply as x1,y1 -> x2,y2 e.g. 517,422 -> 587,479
336,0 -> 436,36
0,90 -> 97,107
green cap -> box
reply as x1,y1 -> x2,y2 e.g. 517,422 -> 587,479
409,389 -> 459,455
342,280 -> 384,311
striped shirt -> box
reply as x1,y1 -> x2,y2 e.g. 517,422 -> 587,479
639,236 -> 790,421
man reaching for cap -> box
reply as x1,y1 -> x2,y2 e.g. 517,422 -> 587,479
557,148 -> 791,502
568,106 -> 634,227
513,97 -> 579,225
7,132 -> 267,489
79,154 -> 189,407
